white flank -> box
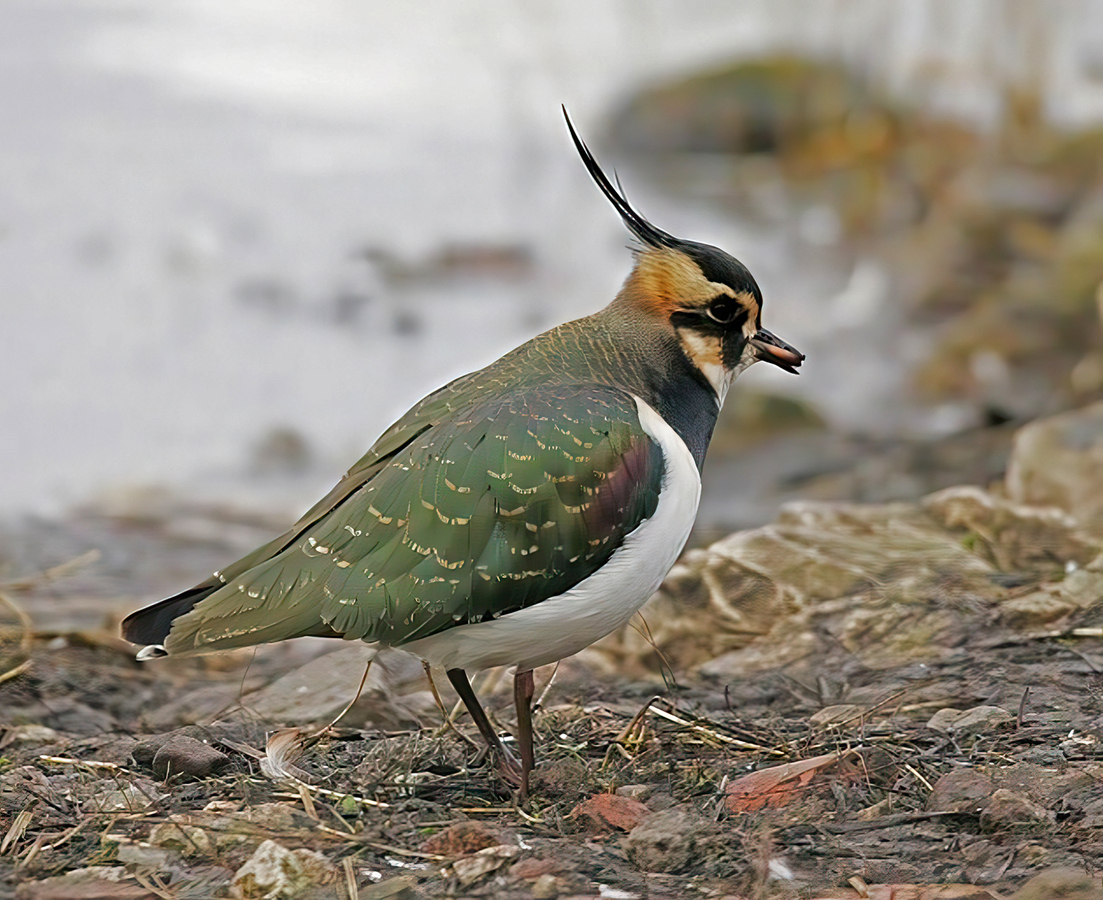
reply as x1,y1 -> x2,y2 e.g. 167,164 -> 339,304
399,396 -> 701,672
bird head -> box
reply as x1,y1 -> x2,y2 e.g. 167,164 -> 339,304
564,108 -> 803,401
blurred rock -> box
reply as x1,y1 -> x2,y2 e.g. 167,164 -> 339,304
15,867 -> 158,900
419,821 -> 503,856
148,821 -> 215,857
232,839 -> 338,899
528,874 -> 561,899
131,731 -> 230,779
923,485 -> 1098,573
612,56 -> 886,156
596,448 -> 1103,675
1011,869 -> 1103,900
617,53 -> 1103,439
158,803 -> 315,856
113,840 -> 171,869
144,683 -> 249,730
86,780 -> 165,813
2,725 -> 62,744
251,426 -> 312,476
710,391 -> 825,454
926,770 -> 995,814
979,789 -> 1054,829
621,808 -> 731,876
602,493 -> 997,674
359,877 -> 417,900
926,705 -> 1014,735
362,242 -> 533,287
447,845 -> 520,888
243,645 -> 423,729
1006,401 -> 1103,536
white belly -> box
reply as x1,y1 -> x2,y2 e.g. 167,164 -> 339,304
398,396 -> 701,672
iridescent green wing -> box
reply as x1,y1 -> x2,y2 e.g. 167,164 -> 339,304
161,384 -> 664,654
122,371 -> 482,649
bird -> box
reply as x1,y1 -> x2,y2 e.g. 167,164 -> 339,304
121,108 -> 804,797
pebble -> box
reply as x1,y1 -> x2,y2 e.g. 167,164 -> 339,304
925,770 -> 995,814
1010,867 -> 1103,900
926,705 -> 1014,734
621,808 -> 726,875
358,877 -> 418,900
979,789 -> 1054,829
131,731 -> 230,779
232,839 -> 337,899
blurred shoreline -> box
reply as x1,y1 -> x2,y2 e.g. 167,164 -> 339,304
3,1 -> 1103,531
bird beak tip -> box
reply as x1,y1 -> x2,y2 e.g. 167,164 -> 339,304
751,329 -> 804,374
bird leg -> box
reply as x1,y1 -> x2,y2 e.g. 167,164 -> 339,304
423,662 -> 478,748
446,667 -> 522,787
513,668 -> 535,799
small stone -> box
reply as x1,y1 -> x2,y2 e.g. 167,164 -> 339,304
148,821 -> 214,856
131,732 -> 230,780
926,770 -> 995,814
358,876 -> 417,899
927,708 -> 965,732
979,789 -> 1053,829
622,808 -> 723,875
809,704 -> 866,726
1005,401 -> 1103,536
232,840 -> 337,899
1058,732 -> 1100,757
1011,867 -> 1103,900
530,874 -> 561,899
449,845 -> 520,887
88,782 -> 164,813
854,797 -> 893,820
419,821 -> 501,856
14,867 -> 156,899
4,725 -> 61,744
999,590 -> 1078,628
614,784 -> 653,802
509,857 -> 562,880
114,841 -> 171,868
927,705 -> 1013,735
184,802 -> 313,853
951,705 -> 1015,734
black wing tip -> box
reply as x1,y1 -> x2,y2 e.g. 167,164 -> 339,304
121,587 -> 207,647
561,106 -> 679,251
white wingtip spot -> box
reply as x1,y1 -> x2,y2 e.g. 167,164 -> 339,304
135,644 -> 168,661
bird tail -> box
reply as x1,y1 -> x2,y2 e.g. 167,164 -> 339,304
120,585 -> 213,649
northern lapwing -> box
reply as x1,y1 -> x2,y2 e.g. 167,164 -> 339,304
122,109 -> 804,796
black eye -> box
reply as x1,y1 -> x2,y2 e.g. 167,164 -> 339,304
706,296 -> 738,323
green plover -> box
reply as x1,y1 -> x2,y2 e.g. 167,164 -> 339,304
122,109 -> 804,796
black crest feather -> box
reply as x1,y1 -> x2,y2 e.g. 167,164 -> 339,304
563,106 -> 681,251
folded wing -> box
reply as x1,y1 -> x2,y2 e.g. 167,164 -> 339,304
125,384 -> 664,656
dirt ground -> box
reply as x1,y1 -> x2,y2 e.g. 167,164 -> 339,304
1,490 -> 1102,900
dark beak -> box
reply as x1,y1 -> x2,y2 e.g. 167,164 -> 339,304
750,328 -> 804,374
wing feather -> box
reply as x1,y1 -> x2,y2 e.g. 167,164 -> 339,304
157,384 -> 664,656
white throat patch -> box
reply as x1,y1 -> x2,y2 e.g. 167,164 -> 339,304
676,330 -> 742,405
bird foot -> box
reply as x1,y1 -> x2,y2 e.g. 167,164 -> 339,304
476,743 -> 526,797
496,752 -> 524,786
495,747 -> 531,799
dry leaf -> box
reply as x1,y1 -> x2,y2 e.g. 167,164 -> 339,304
724,751 -> 861,812
569,793 -> 651,832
